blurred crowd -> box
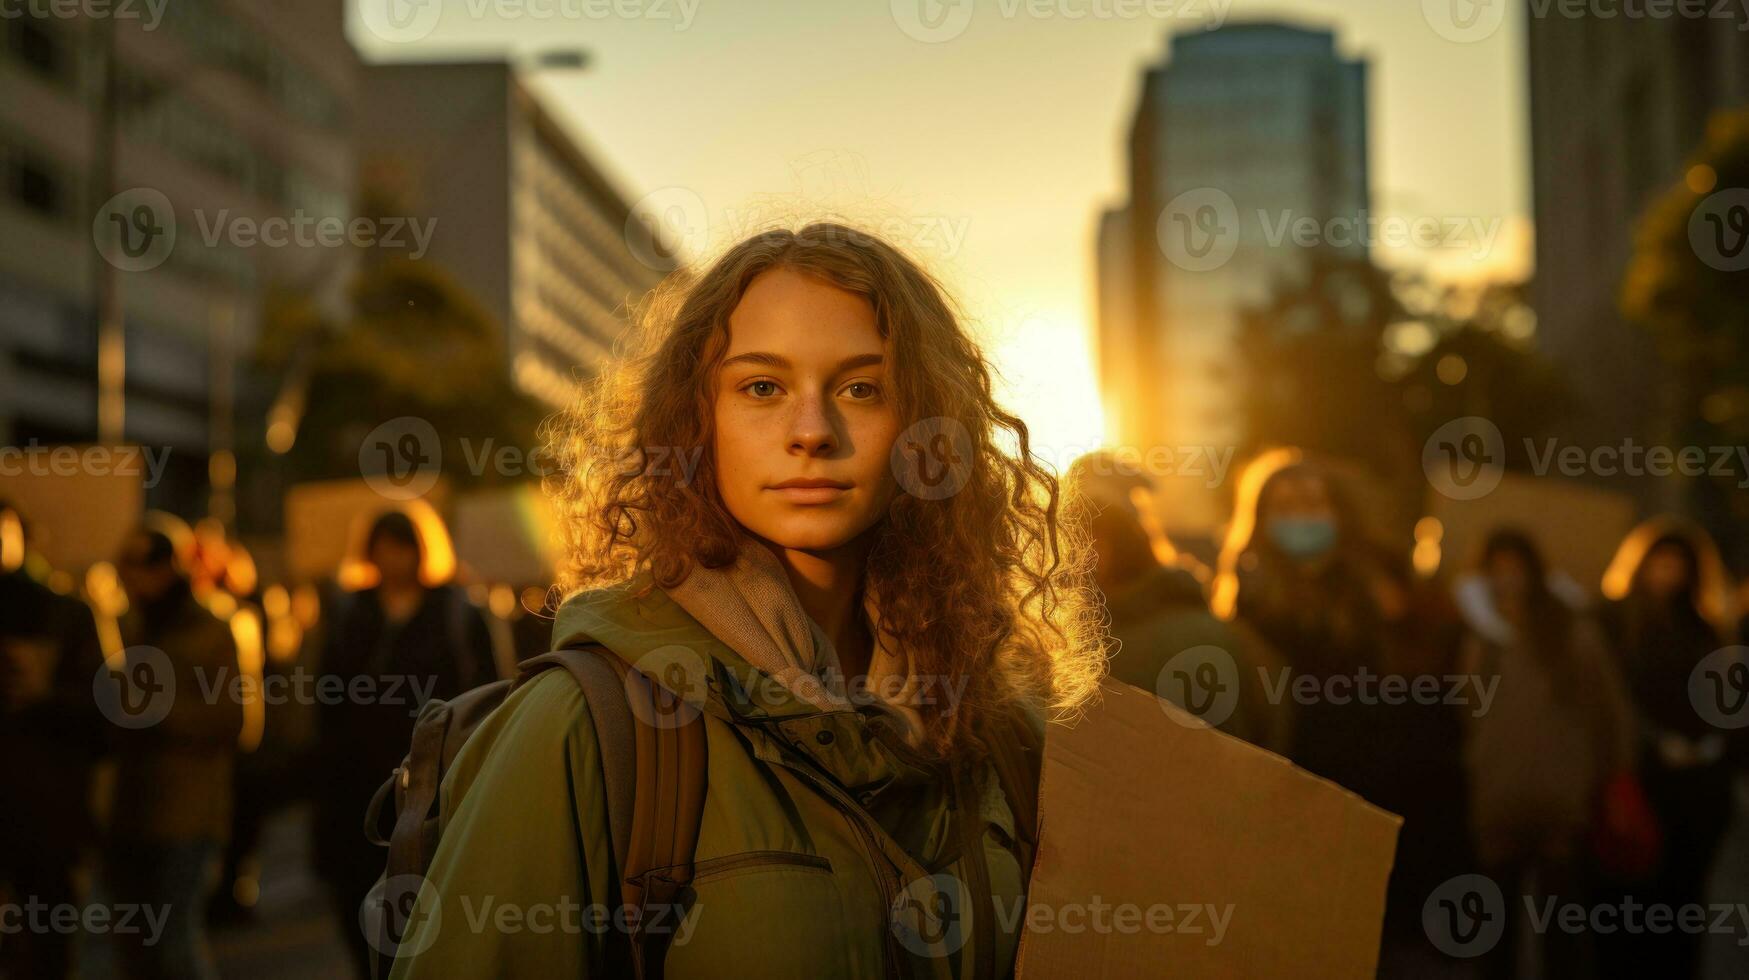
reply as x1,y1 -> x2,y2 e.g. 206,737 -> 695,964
3,447 -> 1749,979
0,501 -> 548,980
1070,449 -> 1749,980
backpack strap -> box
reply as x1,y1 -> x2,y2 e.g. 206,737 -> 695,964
984,702 -> 1044,861
518,645 -> 708,980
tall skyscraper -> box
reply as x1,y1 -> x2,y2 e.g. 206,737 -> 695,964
1527,9 -> 1749,512
1101,22 -> 1370,529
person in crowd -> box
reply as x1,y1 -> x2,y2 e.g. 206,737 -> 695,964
1211,453 -> 1389,792
1454,528 -> 1636,980
384,223 -> 1105,977
1368,546 -> 1481,978
1594,518 -> 1740,979
0,501 -> 107,980
310,508 -> 495,979
104,524 -> 244,980
1067,451 -> 1291,754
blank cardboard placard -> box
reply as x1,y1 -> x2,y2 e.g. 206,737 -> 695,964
1017,681 -> 1401,979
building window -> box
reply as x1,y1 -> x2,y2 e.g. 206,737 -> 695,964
6,16 -> 65,80
15,157 -> 59,215
2,140 -> 65,219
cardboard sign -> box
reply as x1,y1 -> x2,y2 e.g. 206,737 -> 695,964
1017,680 -> 1401,979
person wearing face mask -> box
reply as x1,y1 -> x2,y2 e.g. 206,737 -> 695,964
1212,456 -> 1474,975
1211,457 -> 1387,788
1454,529 -> 1636,980
1593,519 -> 1739,980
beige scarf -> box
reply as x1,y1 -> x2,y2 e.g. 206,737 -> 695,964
664,540 -> 928,747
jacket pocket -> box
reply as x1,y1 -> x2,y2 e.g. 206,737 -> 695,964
691,849 -> 832,884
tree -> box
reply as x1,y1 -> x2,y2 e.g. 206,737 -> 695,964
1621,107 -> 1749,542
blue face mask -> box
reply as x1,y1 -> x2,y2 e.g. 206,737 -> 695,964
1267,516 -> 1337,560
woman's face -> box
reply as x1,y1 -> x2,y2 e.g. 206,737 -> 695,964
1641,540 -> 1693,600
1485,550 -> 1532,602
1260,471 -> 1339,561
712,267 -> 902,554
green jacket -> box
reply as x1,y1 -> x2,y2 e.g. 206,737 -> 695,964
390,572 -> 1040,979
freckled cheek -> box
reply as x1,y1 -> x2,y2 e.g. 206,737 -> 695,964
850,414 -> 904,496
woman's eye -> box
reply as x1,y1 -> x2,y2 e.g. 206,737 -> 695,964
843,381 -> 878,400
745,380 -> 779,398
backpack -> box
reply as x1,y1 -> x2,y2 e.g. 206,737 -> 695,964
363,642 -> 1042,979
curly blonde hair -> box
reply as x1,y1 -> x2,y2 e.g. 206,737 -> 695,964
540,222 -> 1105,757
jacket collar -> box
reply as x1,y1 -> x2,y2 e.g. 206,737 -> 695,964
551,571 -> 946,797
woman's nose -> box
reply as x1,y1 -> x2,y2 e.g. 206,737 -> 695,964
787,395 -> 838,456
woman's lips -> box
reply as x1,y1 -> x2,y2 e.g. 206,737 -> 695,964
767,481 -> 851,504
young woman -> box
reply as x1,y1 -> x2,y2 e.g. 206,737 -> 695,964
1455,528 -> 1635,979
1593,518 -> 1738,980
388,223 -> 1103,978
315,510 -> 496,978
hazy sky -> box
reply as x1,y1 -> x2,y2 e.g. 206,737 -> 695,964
349,0 -> 1530,462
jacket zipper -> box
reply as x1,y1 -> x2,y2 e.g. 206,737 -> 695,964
769,740 -> 907,980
